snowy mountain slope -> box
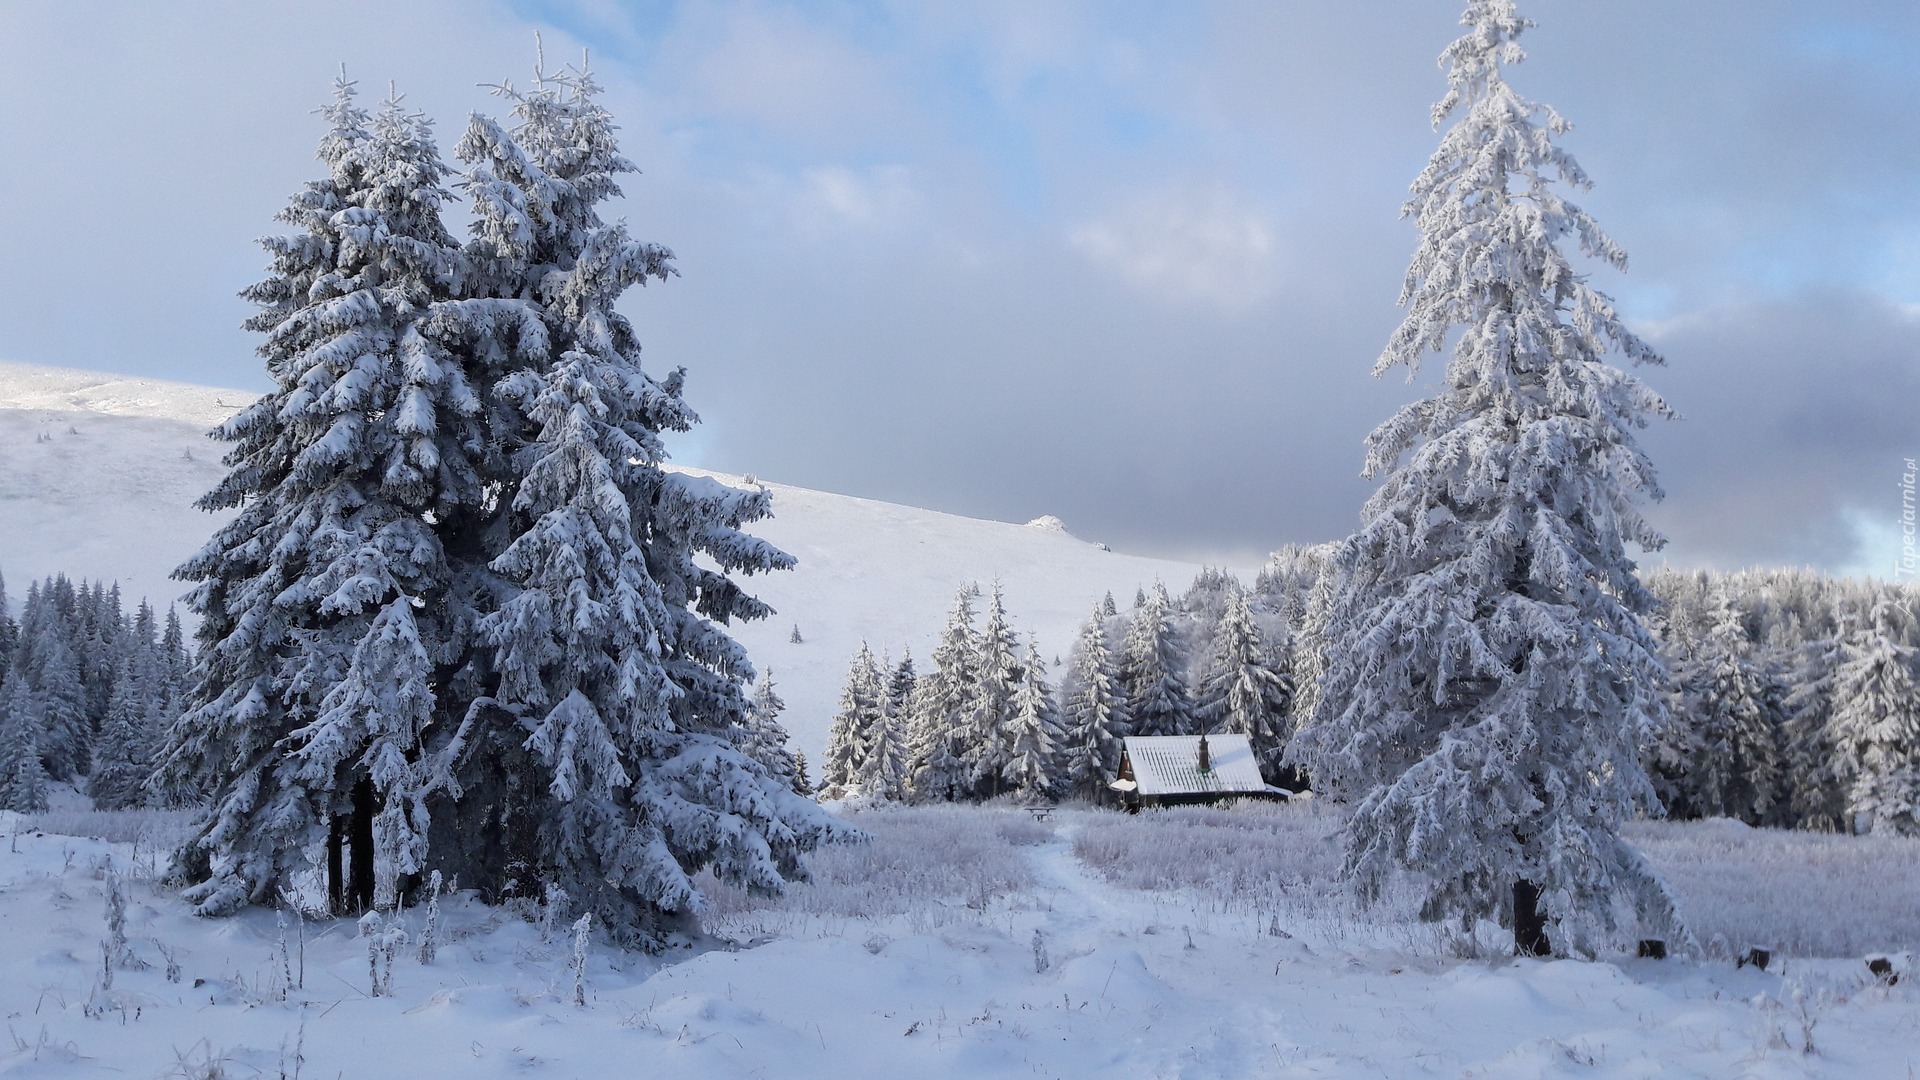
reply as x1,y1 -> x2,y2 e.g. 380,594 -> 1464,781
0,361 -> 238,606
0,360 -> 1212,760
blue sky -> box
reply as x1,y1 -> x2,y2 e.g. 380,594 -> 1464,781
1,0 -> 1915,575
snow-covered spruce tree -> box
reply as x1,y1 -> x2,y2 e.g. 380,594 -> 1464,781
7,582 -> 92,784
1120,582 -> 1190,737
89,653 -> 158,811
1683,596 -> 1786,824
886,651 -> 917,731
965,584 -> 1021,799
1060,604 -> 1129,801
821,644 -> 883,796
738,670 -> 798,787
853,655 -> 909,802
158,80 -> 474,916
453,65 -> 841,943
1829,599 -> 1920,835
1002,640 -> 1059,799
1782,631 -> 1847,831
790,749 -> 812,797
1288,1 -> 1684,958
0,570 -> 15,687
0,670 -> 50,812
905,585 -> 979,802
1195,590 -> 1294,786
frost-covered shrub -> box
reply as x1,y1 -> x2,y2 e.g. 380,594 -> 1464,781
1073,802 -> 1337,892
698,805 -> 1038,929
1629,818 -> 1920,957
24,808 -> 195,850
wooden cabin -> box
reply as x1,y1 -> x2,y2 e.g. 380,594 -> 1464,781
1107,733 -> 1290,810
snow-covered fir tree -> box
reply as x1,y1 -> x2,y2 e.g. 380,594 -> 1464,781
906,585 -> 979,802
1001,640 -> 1059,798
1677,596 -> 1786,824
0,571 -> 16,687
853,654 -> 909,802
739,670 -> 798,787
1120,582 -> 1189,737
0,670 -> 49,813
821,644 -> 883,796
88,653 -> 157,811
451,64 -> 839,943
1288,0 -> 1684,957
1782,631 -> 1847,831
790,749 -> 812,797
1828,599 -> 1920,835
1194,590 -> 1294,786
965,584 -> 1021,799
1060,604 -> 1128,801
886,651 -> 917,731
159,79 -> 473,916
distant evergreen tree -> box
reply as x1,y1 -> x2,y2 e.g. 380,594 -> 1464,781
1120,583 -> 1189,737
822,644 -> 884,796
0,672 -> 49,813
853,665 -> 909,802
740,671 -> 798,787
1100,592 -> 1117,619
886,651 -> 917,728
1782,631 -> 1847,830
906,586 -> 979,802
89,653 -> 158,811
1195,590 -> 1293,785
790,749 -> 813,798
1061,605 -> 1129,801
1829,600 -> 1920,835
31,630 -> 90,782
0,570 -> 16,687
965,584 -> 1021,798
1002,641 -> 1058,798
1682,597 -> 1786,824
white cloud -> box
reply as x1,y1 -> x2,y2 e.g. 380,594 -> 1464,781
1069,189 -> 1279,310
795,165 -> 920,232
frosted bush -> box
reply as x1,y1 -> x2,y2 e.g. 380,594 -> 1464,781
1071,801 -> 1348,909
697,805 -> 1040,934
1629,818 -> 1920,957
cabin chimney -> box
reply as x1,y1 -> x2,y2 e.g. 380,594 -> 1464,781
1197,733 -> 1211,774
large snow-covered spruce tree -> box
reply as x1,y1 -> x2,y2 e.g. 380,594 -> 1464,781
1290,0 -> 1684,957
160,80 -> 475,915
165,65 -> 842,942
441,66 -> 840,944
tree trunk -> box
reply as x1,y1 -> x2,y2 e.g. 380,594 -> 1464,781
326,816 -> 345,916
347,777 -> 377,912
1513,879 -> 1552,957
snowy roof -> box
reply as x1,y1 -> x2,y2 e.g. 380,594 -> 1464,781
1121,734 -> 1271,797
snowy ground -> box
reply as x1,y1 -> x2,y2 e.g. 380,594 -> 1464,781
0,359 -> 1215,761
4,802 -> 1916,1079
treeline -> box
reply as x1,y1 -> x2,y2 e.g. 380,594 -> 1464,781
814,553 -> 1920,836
1641,567 -> 1920,833
816,572 -> 1297,804
0,571 -> 191,812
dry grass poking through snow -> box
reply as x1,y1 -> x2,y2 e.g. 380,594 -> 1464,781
1630,817 -> 1920,958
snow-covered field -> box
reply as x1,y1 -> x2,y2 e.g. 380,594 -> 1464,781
4,801 -> 1917,1078
0,359 -> 1213,760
